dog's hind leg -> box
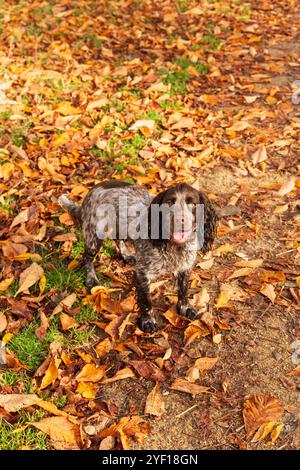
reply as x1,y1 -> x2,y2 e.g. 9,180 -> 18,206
118,240 -> 136,264
84,233 -> 102,288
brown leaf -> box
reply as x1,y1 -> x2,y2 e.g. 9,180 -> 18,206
243,395 -> 284,439
278,177 -> 295,196
35,311 -> 49,341
100,416 -> 149,450
99,436 -> 115,450
171,117 -> 194,130
16,262 -> 44,296
251,145 -> 267,165
260,284 -> 276,303
10,208 -> 30,229
52,293 -> 77,316
170,378 -> 209,397
130,360 -> 166,382
0,312 -> 7,333
0,394 -> 39,412
105,312 -> 132,341
31,416 -> 82,450
193,357 -> 219,373
228,267 -> 253,280
6,298 -> 31,319
145,383 -> 165,417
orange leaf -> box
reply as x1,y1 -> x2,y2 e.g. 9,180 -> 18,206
95,337 -> 112,359
243,395 -> 284,439
60,312 -> 78,330
0,276 -> 14,292
101,367 -> 135,384
76,363 -> 106,383
40,357 -> 60,390
0,312 -> 7,333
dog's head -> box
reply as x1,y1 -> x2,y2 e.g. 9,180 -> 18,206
148,183 -> 217,252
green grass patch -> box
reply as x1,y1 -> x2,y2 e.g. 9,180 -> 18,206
0,410 -> 49,450
44,259 -> 85,292
0,370 -> 33,393
0,195 -> 15,215
100,239 -> 116,258
9,322 -> 50,370
159,100 -> 183,111
70,240 -> 85,260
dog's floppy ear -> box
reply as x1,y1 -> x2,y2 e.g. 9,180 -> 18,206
198,191 -> 217,253
148,189 -> 169,245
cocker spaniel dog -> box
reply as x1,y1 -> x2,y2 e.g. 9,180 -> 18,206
59,180 -> 217,333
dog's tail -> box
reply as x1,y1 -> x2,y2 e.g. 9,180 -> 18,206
59,194 -> 82,225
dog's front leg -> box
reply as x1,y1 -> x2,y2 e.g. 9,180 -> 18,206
177,270 -> 198,319
135,271 -> 157,333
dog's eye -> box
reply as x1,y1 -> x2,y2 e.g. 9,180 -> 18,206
186,197 -> 196,207
166,198 -> 176,207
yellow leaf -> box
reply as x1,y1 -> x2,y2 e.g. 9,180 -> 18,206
0,162 -> 15,181
214,244 -> 234,256
56,102 -> 81,116
76,363 -> 106,383
251,421 -> 276,443
2,332 -> 13,344
243,395 -> 284,439
76,350 -> 93,364
40,357 -> 61,390
52,132 -> 70,147
39,275 -> 46,295
76,382 -> 97,399
214,291 -> 230,309
235,259 -> 263,268
268,422 -> 283,444
0,276 -> 14,291
228,267 -> 253,280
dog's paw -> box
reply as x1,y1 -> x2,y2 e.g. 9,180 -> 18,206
125,255 -> 136,265
139,315 -> 157,333
85,273 -> 99,288
177,303 -> 198,320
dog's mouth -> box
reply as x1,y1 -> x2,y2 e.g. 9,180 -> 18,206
171,229 -> 193,244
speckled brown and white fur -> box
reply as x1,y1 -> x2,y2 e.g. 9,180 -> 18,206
59,180 -> 217,332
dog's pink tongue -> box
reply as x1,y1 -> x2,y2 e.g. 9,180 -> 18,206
173,230 -> 192,244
